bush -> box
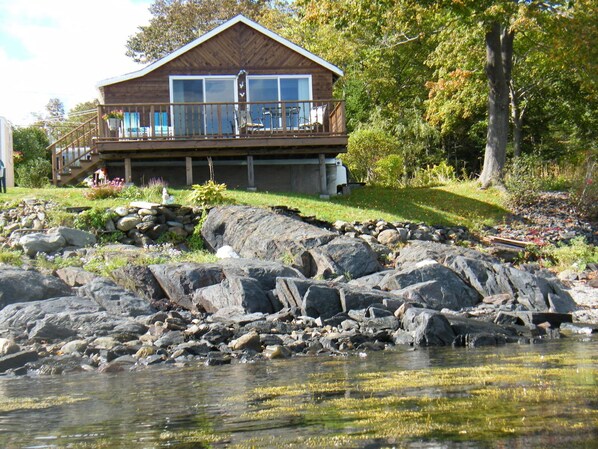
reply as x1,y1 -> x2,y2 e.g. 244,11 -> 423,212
410,161 -> 457,187
546,237 -> 598,272
504,154 -> 543,208
342,126 -> 399,183
83,178 -> 125,200
187,180 -> 228,207
374,154 -> 405,188
16,157 -> 51,188
74,208 -> 117,233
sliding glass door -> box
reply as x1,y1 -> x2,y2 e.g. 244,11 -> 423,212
247,76 -> 311,129
171,77 -> 236,136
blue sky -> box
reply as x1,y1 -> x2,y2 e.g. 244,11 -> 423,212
0,0 -> 153,126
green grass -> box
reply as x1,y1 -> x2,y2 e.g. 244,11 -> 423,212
1,181 -> 508,230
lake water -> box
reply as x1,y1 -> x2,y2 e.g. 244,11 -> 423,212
0,337 -> 596,448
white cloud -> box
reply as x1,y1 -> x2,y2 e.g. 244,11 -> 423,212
0,0 -> 152,126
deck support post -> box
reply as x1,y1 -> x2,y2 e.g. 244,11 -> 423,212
124,158 -> 132,184
247,155 -> 256,191
319,153 -> 329,199
185,157 -> 193,185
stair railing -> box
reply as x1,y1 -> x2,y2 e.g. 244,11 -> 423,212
49,115 -> 99,185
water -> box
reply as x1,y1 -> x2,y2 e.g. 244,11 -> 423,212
0,338 -> 596,448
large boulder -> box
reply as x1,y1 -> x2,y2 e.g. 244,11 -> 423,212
219,258 -> 304,290
380,262 -> 480,310
301,285 -> 342,319
194,276 -> 275,314
54,226 -> 96,247
305,237 -> 381,279
79,278 -> 154,317
149,263 -> 224,310
111,265 -> 167,302
398,308 -> 456,346
0,266 -> 72,309
201,206 -> 336,270
0,296 -> 133,341
202,206 -> 381,278
18,233 -> 65,256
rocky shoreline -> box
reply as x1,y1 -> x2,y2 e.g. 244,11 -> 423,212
0,203 -> 596,376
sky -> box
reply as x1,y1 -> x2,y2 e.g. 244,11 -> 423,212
0,0 -> 153,126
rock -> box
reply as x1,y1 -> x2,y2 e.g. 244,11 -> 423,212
0,266 -> 72,309
399,308 -> 456,346
495,311 -> 573,328
55,267 -> 97,287
149,263 -> 224,311
28,318 -> 78,341
301,285 -> 342,319
154,331 -> 185,348
229,331 -> 262,352
0,338 -> 20,356
61,339 -> 88,355
382,262 -> 480,311
0,350 -> 39,373
220,259 -> 304,290
348,270 -> 394,289
98,356 -> 136,373
18,232 -> 65,256
396,241 -> 499,266
205,352 -> 231,366
113,206 -> 129,217
339,285 -> 402,312
276,277 -> 318,309
446,315 -> 516,338
263,345 -> 292,359
116,215 -> 141,232
464,333 -> 508,348
201,205 -> 336,273
306,237 -> 381,279
377,229 -> 407,246
79,278 -> 154,317
194,276 -> 274,314
54,227 -> 96,247
111,265 -> 167,303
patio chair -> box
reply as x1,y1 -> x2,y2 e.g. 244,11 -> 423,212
298,104 -> 327,131
235,109 -> 265,133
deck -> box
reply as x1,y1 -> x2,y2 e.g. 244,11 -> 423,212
50,99 -> 347,185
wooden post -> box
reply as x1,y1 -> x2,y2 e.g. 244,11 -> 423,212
319,153 -> 329,199
186,157 -> 193,185
247,155 -> 256,191
124,158 -> 132,183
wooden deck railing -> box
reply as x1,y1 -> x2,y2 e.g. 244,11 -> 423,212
49,115 -> 98,185
98,99 -> 346,141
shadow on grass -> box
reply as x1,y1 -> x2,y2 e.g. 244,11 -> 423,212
333,185 -> 509,227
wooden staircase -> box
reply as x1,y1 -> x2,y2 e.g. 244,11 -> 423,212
49,115 -> 101,186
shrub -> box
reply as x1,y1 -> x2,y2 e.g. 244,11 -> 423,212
504,154 -> 543,208
187,180 -> 228,207
16,157 -> 51,188
342,127 -> 399,183
546,237 -> 598,272
83,178 -> 125,200
374,154 -> 405,188
46,210 -> 76,227
74,208 -> 117,233
410,161 -> 457,187
156,231 -> 186,245
0,248 -> 24,266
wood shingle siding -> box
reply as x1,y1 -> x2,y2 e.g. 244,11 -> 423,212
100,23 -> 334,104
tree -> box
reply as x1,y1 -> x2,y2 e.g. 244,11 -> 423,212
12,126 -> 51,167
126,0 -> 279,63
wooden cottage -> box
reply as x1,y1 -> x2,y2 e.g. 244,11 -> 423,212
50,15 -> 348,195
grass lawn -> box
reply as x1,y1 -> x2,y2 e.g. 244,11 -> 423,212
0,181 -> 508,230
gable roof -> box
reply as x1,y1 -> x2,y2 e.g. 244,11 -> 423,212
98,14 -> 343,88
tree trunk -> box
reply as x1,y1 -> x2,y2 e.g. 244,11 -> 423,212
510,83 -> 523,158
479,22 -> 514,188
